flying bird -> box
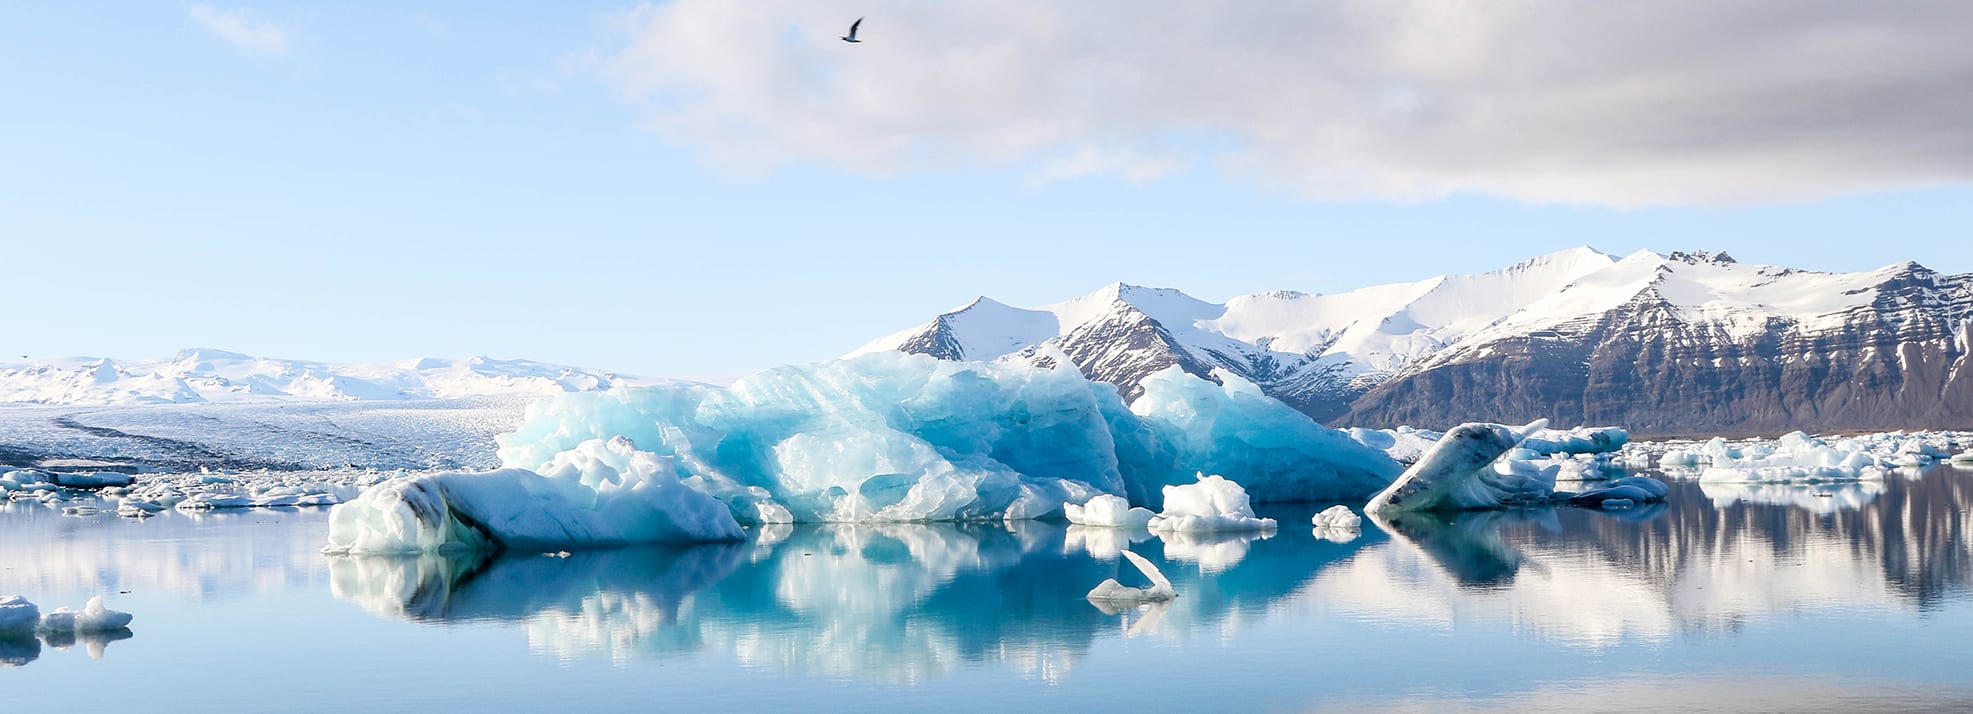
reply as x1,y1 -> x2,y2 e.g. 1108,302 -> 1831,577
841,17 -> 862,43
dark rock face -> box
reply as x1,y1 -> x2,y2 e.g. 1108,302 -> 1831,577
1340,267 -> 1973,436
1014,301 -> 1220,402
894,316 -> 967,361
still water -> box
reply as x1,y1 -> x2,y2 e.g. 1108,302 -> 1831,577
4,470 -> 1972,711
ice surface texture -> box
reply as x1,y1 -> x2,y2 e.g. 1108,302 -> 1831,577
324,448 -> 743,555
495,353 -> 1401,525
1365,420 -> 1556,513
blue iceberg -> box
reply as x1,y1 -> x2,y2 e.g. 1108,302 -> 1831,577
494,353 -> 1401,528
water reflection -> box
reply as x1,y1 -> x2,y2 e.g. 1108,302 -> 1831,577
327,519 -> 1363,679
4,468 -> 1972,682
0,628 -> 134,668
1320,468 -> 1973,645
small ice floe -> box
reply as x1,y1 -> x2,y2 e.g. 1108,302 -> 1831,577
1564,476 -> 1670,510
60,506 -> 106,517
1953,451 -> 1973,465
1086,550 -> 1177,604
1063,494 -> 1155,529
176,492 -> 256,511
51,472 -> 136,489
1310,504 -> 1362,529
0,595 -> 40,634
1310,505 -> 1363,543
36,597 -> 134,634
1146,474 -> 1276,533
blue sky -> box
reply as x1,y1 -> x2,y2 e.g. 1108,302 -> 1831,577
5,2 -> 1970,380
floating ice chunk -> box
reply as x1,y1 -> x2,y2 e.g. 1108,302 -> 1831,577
1518,427 -> 1629,456
1597,498 -> 1635,509
1365,420 -> 1554,513
1146,474 -> 1277,533
1085,550 -> 1176,603
323,466 -> 744,555
0,469 -> 54,494
1564,476 -> 1669,509
177,492 -> 255,510
1951,451 -> 1973,465
0,596 -> 39,634
1695,431 -> 1889,483
1310,505 -> 1362,530
51,471 -> 136,489
1063,494 -> 1155,529
72,596 -> 134,632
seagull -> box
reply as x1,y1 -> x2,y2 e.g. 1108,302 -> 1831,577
841,17 -> 863,43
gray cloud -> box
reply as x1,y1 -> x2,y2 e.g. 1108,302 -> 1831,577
600,1 -> 1973,206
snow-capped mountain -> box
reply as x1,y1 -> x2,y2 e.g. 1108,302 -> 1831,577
851,248 -> 1973,435
0,348 -> 645,406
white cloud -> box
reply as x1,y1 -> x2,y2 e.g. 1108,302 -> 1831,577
188,4 -> 291,55
598,1 -> 1973,206
1029,146 -> 1181,186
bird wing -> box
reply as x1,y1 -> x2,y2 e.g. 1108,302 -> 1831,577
848,17 -> 862,38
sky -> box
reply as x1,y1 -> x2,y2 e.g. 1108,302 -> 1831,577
4,2 -> 1971,381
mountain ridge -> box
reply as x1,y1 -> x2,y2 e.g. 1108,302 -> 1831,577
0,348 -> 661,406
852,247 -> 1973,435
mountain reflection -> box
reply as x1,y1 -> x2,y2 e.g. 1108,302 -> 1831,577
1321,468 -> 1973,645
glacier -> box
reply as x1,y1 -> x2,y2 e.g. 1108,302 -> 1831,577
494,353 -> 1400,528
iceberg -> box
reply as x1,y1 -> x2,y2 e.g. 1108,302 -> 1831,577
1063,494 -> 1155,529
51,472 -> 136,489
1564,476 -> 1669,509
1085,550 -> 1177,603
1365,420 -> 1554,513
323,460 -> 743,555
0,595 -> 39,635
36,596 -> 132,633
1146,474 -> 1277,533
1311,504 -> 1363,530
494,353 -> 1401,525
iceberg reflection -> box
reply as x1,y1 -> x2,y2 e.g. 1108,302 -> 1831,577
328,519 -> 1367,678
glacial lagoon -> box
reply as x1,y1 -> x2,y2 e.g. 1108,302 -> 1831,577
4,468 -> 1972,711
